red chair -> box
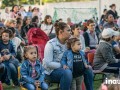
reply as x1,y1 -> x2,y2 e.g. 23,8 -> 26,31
87,53 -> 94,66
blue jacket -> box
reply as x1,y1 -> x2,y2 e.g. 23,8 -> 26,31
20,60 -> 45,85
61,50 -> 88,72
0,40 -> 16,57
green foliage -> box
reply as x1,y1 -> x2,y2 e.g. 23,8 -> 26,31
1,0 -> 34,8
1,0 -> 96,8
2,0 -> 17,8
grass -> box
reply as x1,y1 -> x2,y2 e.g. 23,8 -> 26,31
2,75 -> 102,90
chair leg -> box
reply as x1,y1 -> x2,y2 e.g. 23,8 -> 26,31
102,74 -> 107,82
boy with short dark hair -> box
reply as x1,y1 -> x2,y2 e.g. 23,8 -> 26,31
0,29 -> 19,86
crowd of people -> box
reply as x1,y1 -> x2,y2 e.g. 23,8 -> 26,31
0,3 -> 120,90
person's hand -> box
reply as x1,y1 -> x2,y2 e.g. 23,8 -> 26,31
95,45 -> 99,49
84,47 -> 90,52
112,27 -> 117,31
63,65 -> 69,69
0,57 -> 4,62
85,65 -> 92,69
34,80 -> 40,87
3,55 -> 10,60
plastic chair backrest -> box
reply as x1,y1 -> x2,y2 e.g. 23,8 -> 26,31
87,53 -> 95,66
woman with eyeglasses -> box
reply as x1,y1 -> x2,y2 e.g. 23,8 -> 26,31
83,19 -> 99,50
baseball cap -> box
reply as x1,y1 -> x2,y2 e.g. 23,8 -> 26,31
113,31 -> 120,36
102,28 -> 115,38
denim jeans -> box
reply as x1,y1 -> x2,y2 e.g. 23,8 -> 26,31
45,68 -> 72,90
23,82 -> 48,90
0,63 -> 5,80
2,60 -> 19,86
83,68 -> 94,90
103,62 -> 120,74
70,76 -> 83,90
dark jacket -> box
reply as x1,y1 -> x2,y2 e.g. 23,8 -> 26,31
83,30 -> 99,49
107,10 -> 118,19
0,40 -> 16,57
94,40 -> 119,71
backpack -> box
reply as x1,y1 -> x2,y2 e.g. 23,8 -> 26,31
27,28 -> 49,61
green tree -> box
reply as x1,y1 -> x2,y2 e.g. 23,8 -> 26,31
1,0 -> 34,8
2,0 -> 17,8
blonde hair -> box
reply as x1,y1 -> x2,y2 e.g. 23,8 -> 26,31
107,77 -> 120,90
24,45 -> 38,59
4,19 -> 10,27
9,19 -> 16,24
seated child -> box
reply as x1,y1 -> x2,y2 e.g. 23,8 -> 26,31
20,45 -> 48,90
61,38 -> 94,90
0,30 -> 19,86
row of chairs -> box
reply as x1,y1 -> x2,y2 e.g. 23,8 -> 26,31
87,53 -> 107,82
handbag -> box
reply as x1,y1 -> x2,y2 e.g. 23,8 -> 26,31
48,26 -> 56,39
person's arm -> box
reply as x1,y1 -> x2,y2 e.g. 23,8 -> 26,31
80,35 -> 86,51
113,45 -> 120,54
117,18 -> 120,28
38,63 -> 45,84
43,42 -> 61,69
100,46 -> 118,63
10,42 -> 16,57
61,51 -> 68,67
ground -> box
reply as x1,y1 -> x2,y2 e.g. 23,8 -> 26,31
2,74 -> 103,90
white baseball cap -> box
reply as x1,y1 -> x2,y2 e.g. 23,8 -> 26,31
102,28 -> 115,38
113,31 -> 120,36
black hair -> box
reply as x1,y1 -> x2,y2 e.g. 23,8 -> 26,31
16,18 -> 22,25
8,27 -> 16,34
105,13 -> 114,20
1,29 -> 13,38
109,4 -> 116,8
23,16 -> 31,26
32,16 -> 38,22
103,9 -> 107,12
71,24 -> 79,35
101,37 -> 111,42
